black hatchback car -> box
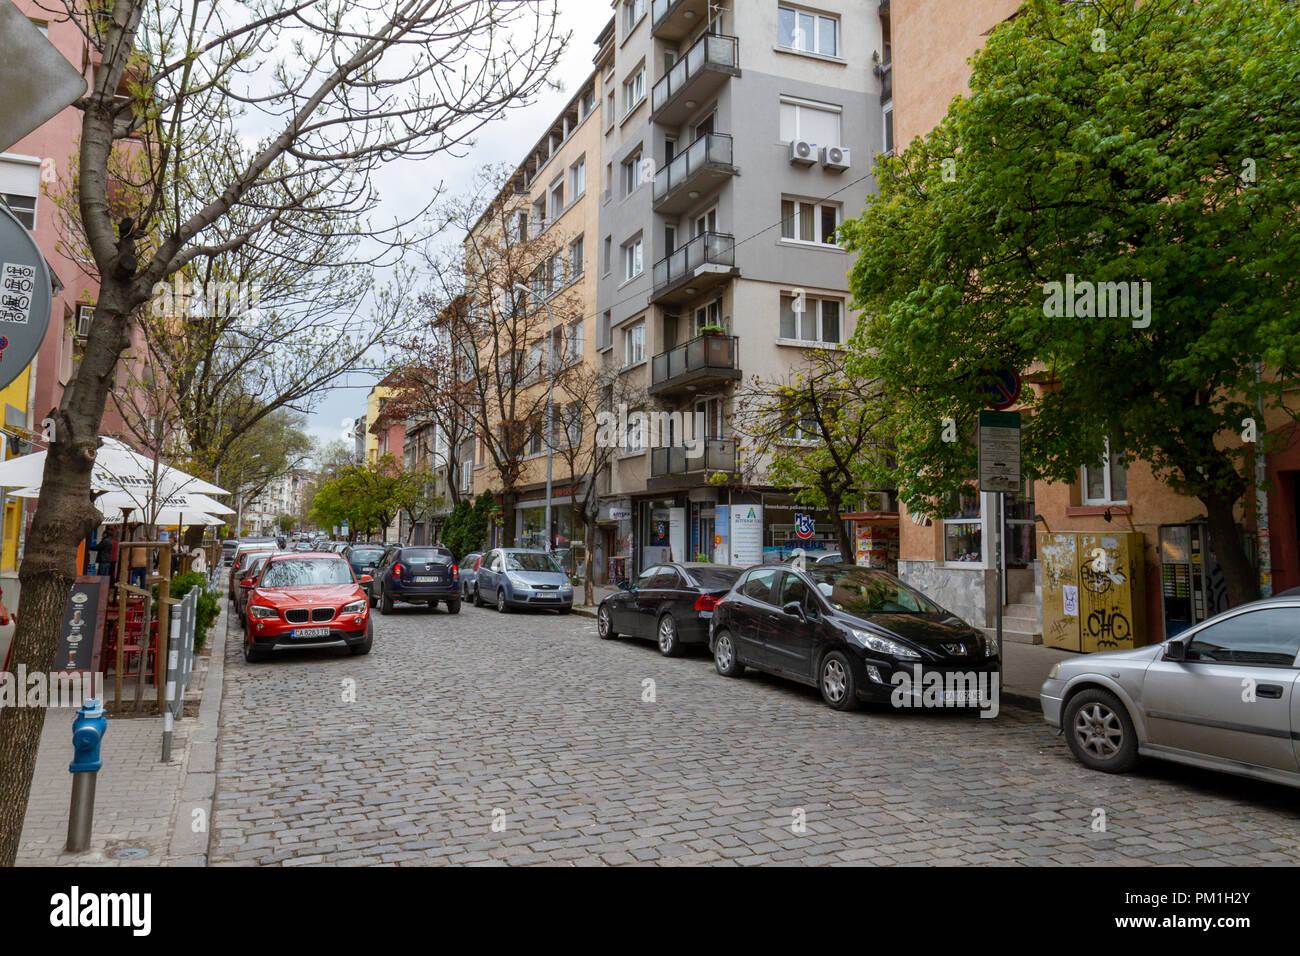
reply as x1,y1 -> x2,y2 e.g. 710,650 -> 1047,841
597,562 -> 743,656
343,544 -> 389,605
375,545 -> 460,614
709,564 -> 998,711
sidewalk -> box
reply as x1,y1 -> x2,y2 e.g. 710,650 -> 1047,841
572,584 -> 1072,709
14,598 -> 229,866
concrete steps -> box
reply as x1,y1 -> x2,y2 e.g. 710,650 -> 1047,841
982,593 -> 1043,645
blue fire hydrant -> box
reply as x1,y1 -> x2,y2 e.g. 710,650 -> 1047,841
66,698 -> 107,852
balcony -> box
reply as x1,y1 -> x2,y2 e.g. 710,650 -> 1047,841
648,438 -> 737,490
652,133 -> 737,215
651,231 -> 739,305
650,33 -> 740,127
649,333 -> 741,397
651,0 -> 709,40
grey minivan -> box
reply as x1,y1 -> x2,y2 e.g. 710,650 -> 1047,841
473,548 -> 573,614
1041,594 -> 1300,789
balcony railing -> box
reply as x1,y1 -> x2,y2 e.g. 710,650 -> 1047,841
652,231 -> 735,300
650,438 -> 737,478
651,33 -> 739,118
652,133 -> 735,209
651,333 -> 740,393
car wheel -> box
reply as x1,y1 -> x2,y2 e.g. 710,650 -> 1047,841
713,630 -> 744,677
657,614 -> 683,657
1063,688 -> 1138,773
242,632 -> 265,664
380,590 -> 393,615
473,585 -> 484,608
497,590 -> 510,614
447,598 -> 461,615
819,651 -> 861,711
350,621 -> 373,656
597,605 -> 617,640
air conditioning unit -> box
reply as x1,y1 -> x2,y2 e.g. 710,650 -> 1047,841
821,145 -> 852,171
789,140 -> 817,166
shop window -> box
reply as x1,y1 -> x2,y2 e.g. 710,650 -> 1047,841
943,489 -> 983,564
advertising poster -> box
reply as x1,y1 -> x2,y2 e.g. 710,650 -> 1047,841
729,504 -> 764,566
713,505 -> 729,564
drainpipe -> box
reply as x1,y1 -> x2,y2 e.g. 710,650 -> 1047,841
1255,362 -> 1271,597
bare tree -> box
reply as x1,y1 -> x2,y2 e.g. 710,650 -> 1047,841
0,0 -> 567,864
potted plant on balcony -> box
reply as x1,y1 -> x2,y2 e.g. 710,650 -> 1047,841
698,324 -> 726,337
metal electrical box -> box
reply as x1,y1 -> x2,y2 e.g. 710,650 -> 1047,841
1038,531 -> 1147,652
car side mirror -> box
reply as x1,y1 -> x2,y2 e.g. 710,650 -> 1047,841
782,601 -> 806,621
359,575 -> 373,584
1164,640 -> 1186,662
239,578 -> 253,588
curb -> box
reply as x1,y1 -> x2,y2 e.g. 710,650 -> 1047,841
166,596 -> 229,865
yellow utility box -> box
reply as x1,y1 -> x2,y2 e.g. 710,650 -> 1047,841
1038,531 -> 1146,653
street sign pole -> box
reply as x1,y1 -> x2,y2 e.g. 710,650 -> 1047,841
978,410 -> 1021,674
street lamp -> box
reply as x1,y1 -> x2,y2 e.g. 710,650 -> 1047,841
512,282 -> 556,552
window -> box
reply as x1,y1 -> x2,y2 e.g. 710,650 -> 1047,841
569,157 -> 585,199
784,406 -> 818,444
623,237 -> 643,281
693,300 -> 722,336
565,319 -> 583,364
779,294 -> 843,344
563,401 -> 583,447
603,236 -> 613,275
549,178 -> 564,219
606,92 -> 616,131
624,320 -> 645,366
604,162 -> 613,200
1186,609 -> 1300,666
625,409 -> 645,451
531,198 -> 546,234
779,97 -> 841,146
741,568 -> 778,603
599,310 -> 612,349
568,235 -> 584,279
622,149 -> 643,196
779,572 -> 810,608
883,103 -> 895,155
1082,439 -> 1127,504
623,66 -> 646,117
75,304 -> 94,338
624,0 -> 646,33
527,422 -> 543,456
778,6 -> 840,56
580,89 -> 595,118
0,156 -> 40,230
781,198 -> 841,244
943,490 -> 983,564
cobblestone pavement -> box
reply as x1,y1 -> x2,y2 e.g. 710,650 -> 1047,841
209,602 -> 1300,865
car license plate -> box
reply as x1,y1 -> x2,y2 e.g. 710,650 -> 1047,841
415,575 -> 439,583
292,627 -> 330,638
942,690 -> 982,705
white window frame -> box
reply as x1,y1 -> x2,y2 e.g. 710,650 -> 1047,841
622,149 -> 643,197
624,0 -> 646,34
779,293 -> 844,346
777,5 -> 840,57
1081,438 -> 1128,505
568,234 -> 584,279
624,320 -> 645,367
569,156 -> 586,199
548,178 -> 564,220
780,197 -> 842,245
623,66 -> 646,118
692,299 -> 722,336
623,237 -> 643,281
779,96 -> 842,146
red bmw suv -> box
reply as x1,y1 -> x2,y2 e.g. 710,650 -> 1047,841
242,553 -> 374,663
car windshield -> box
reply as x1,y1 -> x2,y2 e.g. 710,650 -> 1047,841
807,567 -> 944,615
402,549 -> 452,565
259,558 -> 355,588
687,567 -> 743,589
350,548 -> 385,563
506,552 -> 562,573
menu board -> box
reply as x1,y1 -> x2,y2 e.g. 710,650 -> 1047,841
56,576 -> 107,674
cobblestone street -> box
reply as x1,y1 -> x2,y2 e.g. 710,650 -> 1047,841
208,603 -> 1300,866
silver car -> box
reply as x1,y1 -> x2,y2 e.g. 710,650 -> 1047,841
473,548 -> 573,614
1041,594 -> 1300,788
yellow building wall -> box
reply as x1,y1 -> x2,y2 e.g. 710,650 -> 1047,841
0,363 -> 32,571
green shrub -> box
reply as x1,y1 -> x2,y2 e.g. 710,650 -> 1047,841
170,571 -> 220,654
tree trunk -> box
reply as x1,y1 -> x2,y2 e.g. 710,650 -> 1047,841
500,489 -> 516,547
1202,491 -> 1259,608
0,296 -> 130,865
584,512 -> 597,607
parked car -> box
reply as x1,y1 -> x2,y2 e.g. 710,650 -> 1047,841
460,552 -> 483,602
597,562 -> 743,656
473,549 -> 572,614
228,545 -> 277,598
233,552 -> 274,627
242,553 -> 374,662
343,543 -> 389,604
709,563 -> 997,711
292,540 -> 314,552
374,545 -> 461,614
1041,594 -> 1300,788
220,538 -> 238,566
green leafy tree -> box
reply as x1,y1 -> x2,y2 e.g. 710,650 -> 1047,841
842,0 -> 1300,608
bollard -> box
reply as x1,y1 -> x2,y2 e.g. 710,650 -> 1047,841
66,697 -> 107,853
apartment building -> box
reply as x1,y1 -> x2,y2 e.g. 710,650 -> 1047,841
590,0 -> 881,580
461,69 -> 604,562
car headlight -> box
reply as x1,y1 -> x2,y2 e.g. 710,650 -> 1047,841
249,604 -> 278,619
849,628 -> 921,660
341,599 -> 367,615
983,634 -> 1000,658
508,575 -> 528,588
1047,663 -> 1061,680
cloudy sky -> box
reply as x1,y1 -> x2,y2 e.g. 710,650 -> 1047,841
307,0 -> 614,454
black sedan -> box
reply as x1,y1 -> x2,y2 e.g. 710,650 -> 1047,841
597,562 -> 743,656
709,564 -> 998,711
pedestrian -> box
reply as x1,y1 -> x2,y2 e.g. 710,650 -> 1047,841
95,528 -> 117,582
128,526 -> 148,590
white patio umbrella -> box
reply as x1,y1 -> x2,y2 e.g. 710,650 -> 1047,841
100,508 -> 223,527
0,437 -> 229,503
8,487 -> 235,517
